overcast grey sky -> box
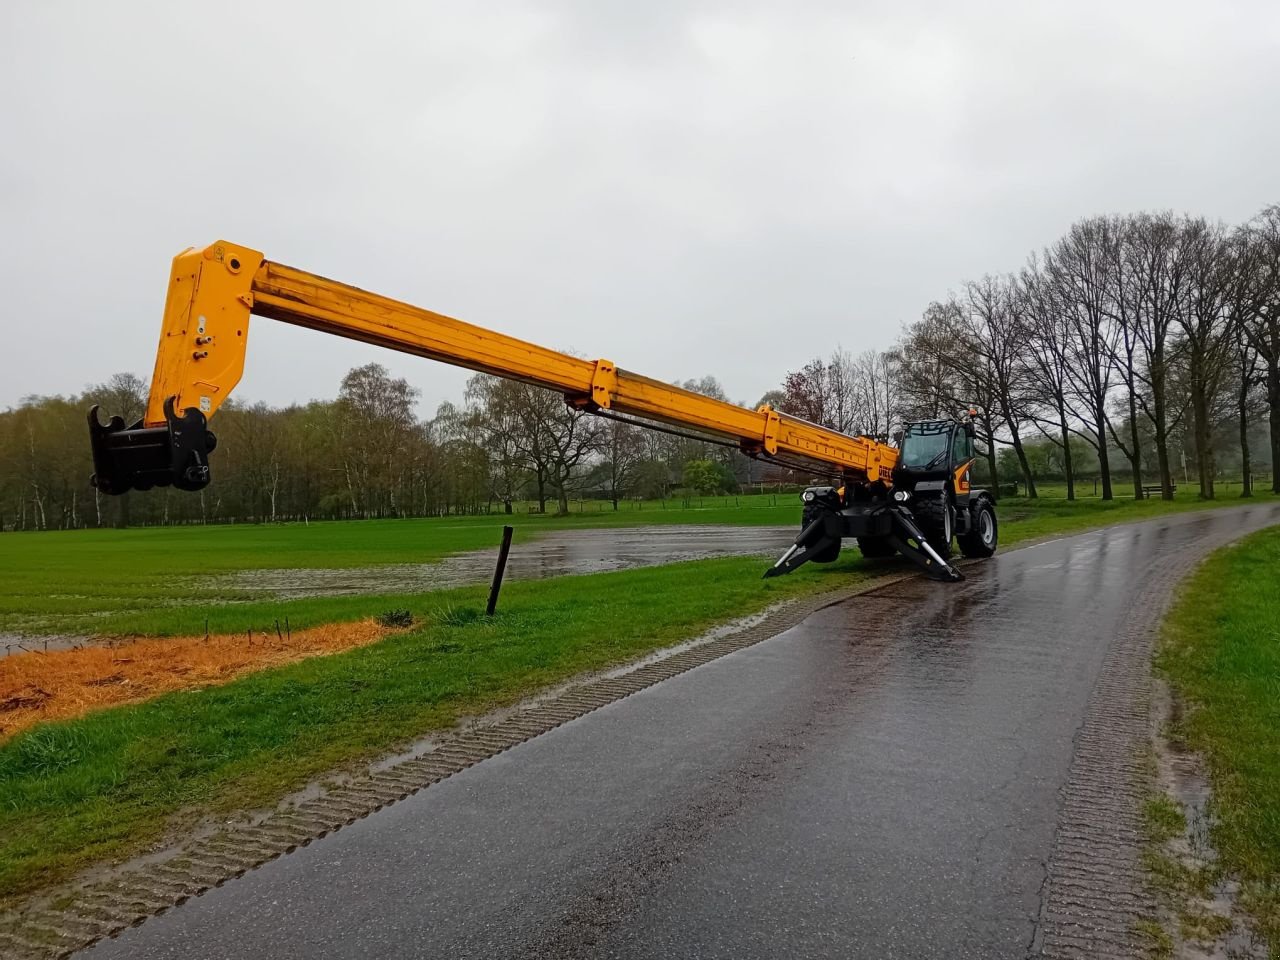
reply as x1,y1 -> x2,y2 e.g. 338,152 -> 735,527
2,1 -> 1277,417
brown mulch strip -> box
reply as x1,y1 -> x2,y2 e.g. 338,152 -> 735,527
0,621 -> 393,740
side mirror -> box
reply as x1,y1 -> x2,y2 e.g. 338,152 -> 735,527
964,422 -> 976,438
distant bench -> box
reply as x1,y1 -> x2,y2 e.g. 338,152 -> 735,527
1141,484 -> 1176,499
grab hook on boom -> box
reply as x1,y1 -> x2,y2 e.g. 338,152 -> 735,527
88,397 -> 217,495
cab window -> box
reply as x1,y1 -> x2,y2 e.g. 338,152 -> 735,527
899,427 -> 950,467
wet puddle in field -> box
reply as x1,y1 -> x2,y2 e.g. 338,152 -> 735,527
214,525 -> 798,599
1,633 -> 90,657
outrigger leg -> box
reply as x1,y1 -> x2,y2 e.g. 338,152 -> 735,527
884,504 -> 964,582
762,512 -> 842,579
762,503 -> 964,582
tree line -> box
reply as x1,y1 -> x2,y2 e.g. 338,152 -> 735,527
3,204 -> 1276,530
0,366 -> 759,530
780,205 -> 1279,501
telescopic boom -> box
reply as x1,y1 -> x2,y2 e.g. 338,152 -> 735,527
89,240 -> 985,582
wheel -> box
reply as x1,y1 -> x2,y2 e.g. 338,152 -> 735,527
801,503 -> 842,563
958,498 -> 998,558
912,497 -> 953,558
856,536 -> 896,558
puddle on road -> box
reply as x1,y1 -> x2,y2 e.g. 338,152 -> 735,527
213,525 -> 798,599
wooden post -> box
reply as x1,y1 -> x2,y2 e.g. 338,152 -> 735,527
486,525 -> 515,616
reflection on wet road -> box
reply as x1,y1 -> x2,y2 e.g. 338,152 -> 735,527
215,525 -> 798,598
84,506 -> 1280,960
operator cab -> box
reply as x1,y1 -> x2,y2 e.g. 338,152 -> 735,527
894,418 -> 975,485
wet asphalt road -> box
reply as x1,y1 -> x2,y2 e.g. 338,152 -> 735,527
83,505 -> 1280,960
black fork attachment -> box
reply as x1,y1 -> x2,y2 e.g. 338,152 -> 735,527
88,397 -> 217,495
763,503 -> 964,582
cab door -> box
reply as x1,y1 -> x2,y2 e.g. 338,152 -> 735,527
951,425 -> 975,498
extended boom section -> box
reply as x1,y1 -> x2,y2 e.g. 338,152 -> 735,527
89,240 -> 994,582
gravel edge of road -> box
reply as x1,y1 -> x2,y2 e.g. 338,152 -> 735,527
0,572 -> 920,959
1030,517 -> 1278,959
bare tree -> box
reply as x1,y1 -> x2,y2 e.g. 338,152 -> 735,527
464,375 -> 534,514
1118,212 -> 1187,499
850,349 -> 900,437
897,300 -> 1002,489
1232,318 -> 1262,496
779,358 -> 833,426
543,401 -> 602,515
1045,217 -> 1120,500
1237,204 -> 1280,492
598,418 -> 646,509
961,275 -> 1038,496
1104,217 -> 1147,499
1020,256 -> 1079,499
1174,218 -> 1238,499
334,364 -> 420,516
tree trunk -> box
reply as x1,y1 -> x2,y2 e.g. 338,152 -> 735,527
1059,415 -> 1076,501
556,484 -> 570,516
1151,349 -> 1174,500
1239,383 -> 1252,498
1190,379 -> 1215,499
1269,362 -> 1280,494
535,475 -> 547,513
997,396 -> 1037,498
982,422 -> 1000,501
1093,401 -> 1114,500
1010,437 -> 1037,498
1127,391 -> 1143,500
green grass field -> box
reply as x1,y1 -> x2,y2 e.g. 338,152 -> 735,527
0,496 -> 798,638
1158,525 -> 1280,949
0,488 -> 1276,903
2,488 -> 1271,639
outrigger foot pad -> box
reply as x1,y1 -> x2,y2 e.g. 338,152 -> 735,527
88,397 -> 216,496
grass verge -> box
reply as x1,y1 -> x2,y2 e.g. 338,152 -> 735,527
1157,524 -> 1280,951
0,556 -> 829,902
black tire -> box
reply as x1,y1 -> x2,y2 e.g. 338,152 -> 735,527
958,499 -> 998,558
801,503 -> 842,563
912,497 -> 953,558
856,536 -> 896,558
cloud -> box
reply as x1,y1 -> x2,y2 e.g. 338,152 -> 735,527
2,0 -> 1277,416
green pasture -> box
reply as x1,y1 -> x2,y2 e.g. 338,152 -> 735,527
0,488 -> 1274,639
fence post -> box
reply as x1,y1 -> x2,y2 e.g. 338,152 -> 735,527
486,525 -> 515,617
